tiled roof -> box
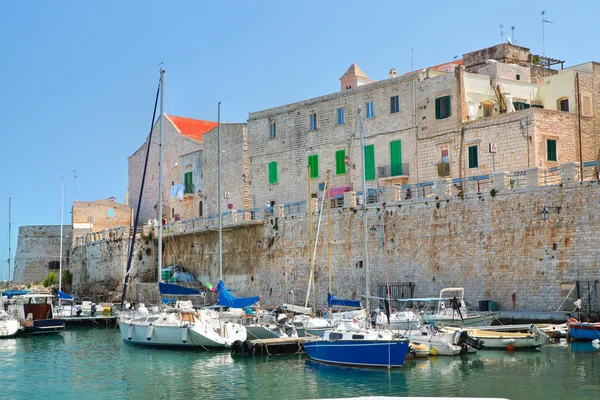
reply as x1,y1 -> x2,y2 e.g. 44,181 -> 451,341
340,62 -> 369,80
166,115 -> 218,142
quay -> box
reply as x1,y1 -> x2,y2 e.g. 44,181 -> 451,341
231,337 -> 309,356
63,315 -> 116,326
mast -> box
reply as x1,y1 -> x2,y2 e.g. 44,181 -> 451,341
59,178 -> 64,304
305,165 -> 313,308
157,69 -> 165,287
358,107 -> 370,317
327,170 -> 331,294
218,102 -> 222,282
8,195 -> 11,282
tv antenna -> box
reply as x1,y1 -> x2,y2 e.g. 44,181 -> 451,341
542,11 -> 553,57
500,24 -> 503,43
511,26 -> 516,44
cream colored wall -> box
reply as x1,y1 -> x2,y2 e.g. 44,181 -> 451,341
539,70 -> 576,111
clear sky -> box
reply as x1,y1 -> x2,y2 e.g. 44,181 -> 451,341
1,0 -> 598,281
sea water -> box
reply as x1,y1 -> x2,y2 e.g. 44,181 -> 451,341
1,327 -> 599,400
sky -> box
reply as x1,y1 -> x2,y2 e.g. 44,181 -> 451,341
1,0 -> 598,281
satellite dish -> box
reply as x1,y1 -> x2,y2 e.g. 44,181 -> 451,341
507,36 -> 513,45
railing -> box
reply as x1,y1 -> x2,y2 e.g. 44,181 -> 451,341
76,161 -> 600,243
377,163 -> 410,179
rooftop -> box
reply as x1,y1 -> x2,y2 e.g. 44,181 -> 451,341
166,115 -> 218,142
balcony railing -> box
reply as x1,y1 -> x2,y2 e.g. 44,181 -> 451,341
377,163 -> 409,179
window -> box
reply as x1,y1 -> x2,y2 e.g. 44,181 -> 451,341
516,74 -> 521,81
184,171 -> 193,193
352,334 -> 365,340
390,95 -> 399,114
547,139 -> 557,162
335,149 -> 346,175
337,107 -> 345,125
309,113 -> 317,130
48,261 -> 60,270
435,95 -> 451,119
308,154 -> 319,178
366,101 -> 374,118
364,144 -> 375,181
107,209 -> 115,218
468,145 -> 479,169
559,98 -> 569,112
199,201 -> 203,217
513,102 -> 530,110
390,140 -> 403,176
269,122 -> 276,139
268,161 -> 278,184
483,101 -> 494,117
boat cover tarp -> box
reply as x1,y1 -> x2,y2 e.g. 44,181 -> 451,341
159,282 -> 202,296
281,303 -> 313,315
57,290 -> 74,301
1,290 -> 29,299
217,281 -> 259,309
327,293 -> 361,308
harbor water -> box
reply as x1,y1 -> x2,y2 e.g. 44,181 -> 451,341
1,327 -> 599,400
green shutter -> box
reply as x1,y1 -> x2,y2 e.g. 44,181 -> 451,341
547,140 -> 557,162
308,155 -> 319,178
435,97 -> 441,119
390,140 -> 402,176
335,149 -> 346,175
184,172 -> 193,193
268,161 -> 278,184
468,145 -> 478,169
436,96 -> 451,119
364,144 -> 375,181
444,96 -> 451,117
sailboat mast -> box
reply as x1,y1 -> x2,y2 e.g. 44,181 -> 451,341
8,195 -> 11,282
217,102 -> 222,282
157,69 -> 165,285
327,170 -> 331,294
59,178 -> 64,303
358,107 -> 370,317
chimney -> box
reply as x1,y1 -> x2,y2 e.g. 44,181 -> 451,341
389,68 -> 397,78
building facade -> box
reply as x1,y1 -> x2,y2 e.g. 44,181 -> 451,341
71,198 -> 132,242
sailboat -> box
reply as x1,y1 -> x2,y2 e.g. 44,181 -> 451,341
303,107 -> 410,368
1,196 -> 19,338
117,73 -> 246,348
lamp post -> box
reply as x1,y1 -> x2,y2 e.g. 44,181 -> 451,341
540,206 -> 561,221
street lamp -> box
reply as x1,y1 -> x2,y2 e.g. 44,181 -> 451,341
540,206 -> 561,221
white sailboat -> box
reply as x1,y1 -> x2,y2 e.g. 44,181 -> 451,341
1,195 -> 19,338
117,71 -> 246,348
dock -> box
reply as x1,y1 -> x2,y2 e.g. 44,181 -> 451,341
231,337 -> 309,356
63,315 -> 117,326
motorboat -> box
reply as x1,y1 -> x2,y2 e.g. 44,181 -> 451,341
0,309 -> 19,338
568,321 -> 600,341
445,324 -> 548,350
10,292 -> 64,334
404,323 -> 484,356
427,288 -> 498,326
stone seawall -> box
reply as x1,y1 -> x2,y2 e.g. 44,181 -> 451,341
158,180 -> 600,312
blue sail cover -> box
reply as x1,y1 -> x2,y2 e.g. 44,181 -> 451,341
57,290 -> 73,300
327,293 -> 361,308
1,290 -> 29,299
217,281 -> 259,309
159,282 -> 202,296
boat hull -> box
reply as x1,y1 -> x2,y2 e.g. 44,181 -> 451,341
0,319 -> 19,338
568,322 -> 600,341
20,318 -> 65,335
432,313 -> 497,327
303,339 -> 409,368
118,321 -> 204,348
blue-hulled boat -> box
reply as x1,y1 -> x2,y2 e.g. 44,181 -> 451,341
568,322 -> 600,341
303,320 -> 409,368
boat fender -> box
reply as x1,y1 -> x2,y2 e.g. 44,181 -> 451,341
146,323 -> 153,341
181,325 -> 188,343
567,318 -> 577,327
127,324 -> 133,341
242,339 -> 253,355
231,340 -> 243,355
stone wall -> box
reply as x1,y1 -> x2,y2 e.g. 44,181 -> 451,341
13,225 -> 72,284
151,178 -> 600,312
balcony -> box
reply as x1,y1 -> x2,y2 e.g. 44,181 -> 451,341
377,164 -> 409,184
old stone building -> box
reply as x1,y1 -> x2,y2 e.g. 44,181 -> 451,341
247,43 -> 599,208
13,225 -> 72,284
127,115 -> 217,224
71,198 -> 132,242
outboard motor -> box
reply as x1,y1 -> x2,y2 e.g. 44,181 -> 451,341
450,297 -> 463,321
90,303 -> 97,317
456,330 -> 485,351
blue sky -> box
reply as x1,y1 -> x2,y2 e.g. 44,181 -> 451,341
0,0 -> 597,281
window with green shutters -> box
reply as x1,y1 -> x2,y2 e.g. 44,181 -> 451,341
364,144 -> 375,181
335,149 -> 346,175
513,101 -> 531,110
547,139 -> 557,161
435,96 -> 451,119
184,171 -> 193,193
390,140 -> 403,176
308,154 -> 319,178
468,145 -> 478,169
268,161 -> 278,184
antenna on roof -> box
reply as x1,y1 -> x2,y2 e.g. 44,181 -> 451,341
411,47 -> 414,71
500,24 -> 503,43
542,11 -> 553,57
511,26 -> 516,44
